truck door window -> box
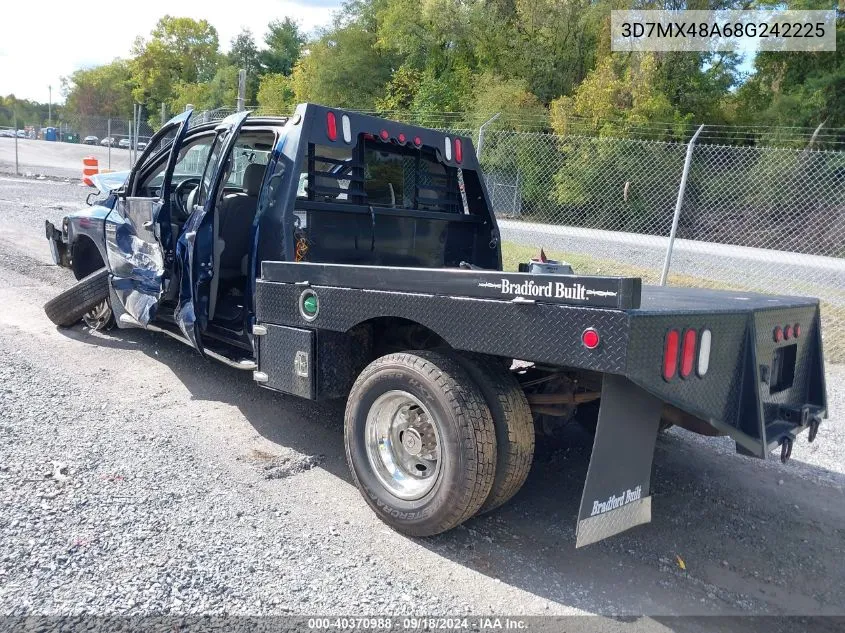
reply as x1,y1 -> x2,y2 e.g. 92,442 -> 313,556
139,133 -> 215,198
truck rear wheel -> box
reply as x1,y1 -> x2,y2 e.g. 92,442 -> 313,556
43,268 -> 110,327
451,353 -> 535,514
344,350 -> 497,536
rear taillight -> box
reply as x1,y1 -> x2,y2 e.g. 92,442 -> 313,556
581,328 -> 600,350
326,111 -> 337,141
444,136 -> 453,161
454,138 -> 462,162
663,329 -> 680,381
698,329 -> 712,376
680,329 -> 697,378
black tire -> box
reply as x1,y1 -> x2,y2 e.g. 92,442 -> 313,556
450,353 -> 535,514
344,350 -> 497,536
44,268 -> 109,327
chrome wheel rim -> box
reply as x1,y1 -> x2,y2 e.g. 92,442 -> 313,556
365,390 -> 441,500
82,299 -> 112,331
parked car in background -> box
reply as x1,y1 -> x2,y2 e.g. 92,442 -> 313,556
0,129 -> 13,137
83,135 -> 98,145
100,137 -> 116,147
136,140 -> 148,151
17,130 -> 27,138
118,138 -> 131,149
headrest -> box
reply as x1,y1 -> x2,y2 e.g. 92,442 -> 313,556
243,162 -> 266,197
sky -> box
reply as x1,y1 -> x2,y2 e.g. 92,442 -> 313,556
0,0 -> 344,104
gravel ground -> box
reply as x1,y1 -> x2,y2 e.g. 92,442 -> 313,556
1,174 -> 844,627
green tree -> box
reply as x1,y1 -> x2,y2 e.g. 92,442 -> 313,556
290,24 -> 393,110
733,14 -> 845,133
469,73 -> 546,132
260,18 -> 305,76
257,73 -> 296,114
550,55 -> 689,140
170,65 -> 240,112
228,28 -> 261,103
0,95 -> 57,128
62,60 -> 134,118
130,16 -> 221,116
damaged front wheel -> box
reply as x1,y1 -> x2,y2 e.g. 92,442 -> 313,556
81,298 -> 114,331
44,268 -> 110,328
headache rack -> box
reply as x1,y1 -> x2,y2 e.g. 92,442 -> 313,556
302,137 -> 465,214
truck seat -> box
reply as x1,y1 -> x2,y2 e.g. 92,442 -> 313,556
218,162 -> 266,278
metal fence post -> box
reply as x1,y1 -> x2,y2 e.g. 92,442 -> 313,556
107,119 -> 111,170
13,111 -> 19,176
660,125 -> 704,286
237,69 -> 247,112
476,112 -> 500,160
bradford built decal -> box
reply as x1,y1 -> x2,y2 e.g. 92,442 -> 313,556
590,485 -> 643,517
476,278 -> 620,304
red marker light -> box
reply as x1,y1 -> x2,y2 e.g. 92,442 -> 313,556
680,329 -> 697,378
454,138 -> 462,163
784,324 -> 793,340
582,328 -> 600,350
794,323 -> 801,338
663,329 -> 680,381
398,133 -> 406,144
326,111 -> 337,141
773,326 -> 783,343
413,136 -> 422,147
380,129 -> 389,141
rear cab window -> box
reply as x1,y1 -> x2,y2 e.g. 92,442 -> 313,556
297,136 -> 469,215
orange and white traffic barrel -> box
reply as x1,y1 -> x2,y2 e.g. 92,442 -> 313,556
82,156 -> 99,186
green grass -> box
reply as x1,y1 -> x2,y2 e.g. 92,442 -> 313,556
501,241 -> 845,364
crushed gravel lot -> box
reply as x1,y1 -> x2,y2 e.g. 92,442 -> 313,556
0,174 -> 843,629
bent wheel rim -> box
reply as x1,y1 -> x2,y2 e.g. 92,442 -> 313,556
364,390 -> 441,501
82,299 -> 112,331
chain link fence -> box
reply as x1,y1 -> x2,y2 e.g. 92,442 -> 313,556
477,129 -> 845,362
192,106 -> 845,362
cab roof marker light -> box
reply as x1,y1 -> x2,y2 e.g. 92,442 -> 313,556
341,114 -> 352,144
444,136 -> 452,161
698,329 -> 712,377
326,111 -> 337,141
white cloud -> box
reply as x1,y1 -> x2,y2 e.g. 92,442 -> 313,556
0,0 -> 342,103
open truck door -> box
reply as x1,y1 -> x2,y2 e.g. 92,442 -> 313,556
105,110 -> 193,327
173,111 -> 251,353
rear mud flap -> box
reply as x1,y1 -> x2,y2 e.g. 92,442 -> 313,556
576,374 -> 662,548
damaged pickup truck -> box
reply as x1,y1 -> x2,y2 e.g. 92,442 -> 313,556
44,104 -> 828,546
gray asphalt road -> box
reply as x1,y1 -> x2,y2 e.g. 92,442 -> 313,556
0,137 -> 131,179
0,175 -> 843,626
